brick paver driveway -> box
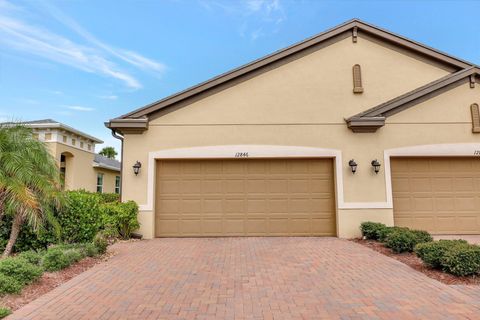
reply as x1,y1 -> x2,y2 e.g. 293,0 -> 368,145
10,238 -> 480,319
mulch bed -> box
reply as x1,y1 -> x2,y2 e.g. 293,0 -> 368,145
352,238 -> 480,286
0,251 -> 115,312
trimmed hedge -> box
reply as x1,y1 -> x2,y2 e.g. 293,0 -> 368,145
416,240 -> 480,276
378,226 -> 407,242
415,240 -> 468,268
360,222 -> 386,240
441,244 -> 480,276
385,228 -> 433,253
385,229 -> 419,253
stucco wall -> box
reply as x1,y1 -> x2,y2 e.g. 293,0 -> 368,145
120,35 -> 479,239
47,142 -> 97,192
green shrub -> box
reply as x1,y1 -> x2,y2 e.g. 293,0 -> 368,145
360,222 -> 386,240
441,244 -> 480,276
58,191 -> 102,243
97,193 -> 120,204
410,230 -> 433,244
415,240 -> 468,268
0,274 -> 22,295
0,216 -> 57,253
93,232 -> 108,254
82,243 -> 99,257
0,307 -> 11,318
377,226 -> 407,242
64,248 -> 85,264
0,258 -> 43,285
385,229 -> 419,253
101,201 -> 139,239
41,249 -> 71,272
17,250 -> 43,265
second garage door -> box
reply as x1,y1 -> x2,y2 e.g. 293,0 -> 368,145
391,157 -> 480,234
155,158 -> 336,237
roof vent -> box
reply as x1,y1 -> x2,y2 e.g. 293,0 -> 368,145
471,103 -> 480,133
352,64 -> 364,94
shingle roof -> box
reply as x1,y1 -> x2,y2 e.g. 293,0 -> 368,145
93,154 -> 121,172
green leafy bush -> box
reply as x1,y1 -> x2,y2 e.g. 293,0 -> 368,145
415,240 -> 468,268
93,232 -> 108,254
58,191 -> 102,243
41,249 -> 71,272
0,307 -> 12,318
101,201 -> 139,239
0,216 -> 57,253
0,258 -> 42,285
64,249 -> 85,264
410,230 -> 433,244
441,244 -> 480,276
17,250 -> 43,265
377,226 -> 407,242
97,193 -> 120,204
385,229 -> 419,253
360,222 -> 386,240
82,243 -> 99,257
0,274 -> 22,295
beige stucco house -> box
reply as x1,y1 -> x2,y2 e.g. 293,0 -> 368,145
24,119 -> 121,194
106,19 -> 480,239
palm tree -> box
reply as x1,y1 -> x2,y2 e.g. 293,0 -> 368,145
0,123 -> 62,256
99,146 -> 117,159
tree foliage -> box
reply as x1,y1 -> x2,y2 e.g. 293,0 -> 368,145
0,123 -> 62,256
99,146 -> 117,159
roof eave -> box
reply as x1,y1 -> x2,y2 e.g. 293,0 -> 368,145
346,117 -> 386,133
105,118 -> 149,134
93,163 -> 121,172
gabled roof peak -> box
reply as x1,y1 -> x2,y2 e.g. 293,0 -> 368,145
107,19 -> 477,133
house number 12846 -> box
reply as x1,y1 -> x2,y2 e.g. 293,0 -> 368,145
235,152 -> 249,158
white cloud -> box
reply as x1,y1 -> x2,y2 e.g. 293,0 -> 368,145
199,0 -> 286,41
0,1 -> 166,89
99,95 -> 118,100
65,105 -> 94,112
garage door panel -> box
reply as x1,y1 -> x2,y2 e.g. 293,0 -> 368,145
454,197 -> 476,211
392,157 -> 480,234
155,158 -> 336,237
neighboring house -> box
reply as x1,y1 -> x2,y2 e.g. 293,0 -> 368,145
106,19 -> 480,239
22,119 -> 121,194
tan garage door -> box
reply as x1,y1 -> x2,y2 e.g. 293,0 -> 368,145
155,158 -> 336,237
391,157 -> 480,234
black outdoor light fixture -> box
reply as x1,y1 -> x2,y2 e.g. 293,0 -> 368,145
371,159 -> 381,174
348,159 -> 358,174
133,161 -> 142,175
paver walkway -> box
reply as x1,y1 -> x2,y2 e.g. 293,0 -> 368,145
9,238 -> 480,319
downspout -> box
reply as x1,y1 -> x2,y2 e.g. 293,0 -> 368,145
110,129 -> 124,202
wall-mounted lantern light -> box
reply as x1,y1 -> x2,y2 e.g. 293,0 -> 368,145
133,161 -> 142,176
371,159 -> 381,174
348,159 -> 358,174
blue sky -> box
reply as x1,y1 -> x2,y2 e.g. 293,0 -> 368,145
0,0 -> 479,152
